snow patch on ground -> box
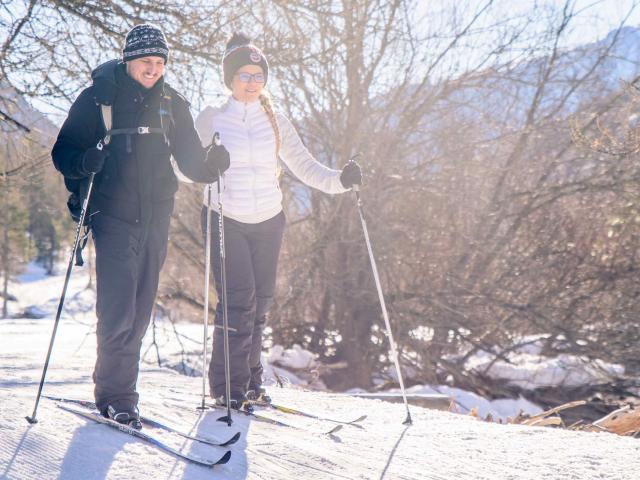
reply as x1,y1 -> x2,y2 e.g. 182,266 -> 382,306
16,261 -> 49,283
382,385 -> 544,420
268,344 -> 317,370
466,344 -> 625,389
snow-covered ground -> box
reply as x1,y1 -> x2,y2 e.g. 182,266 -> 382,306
1,264 -> 640,479
466,341 -> 625,390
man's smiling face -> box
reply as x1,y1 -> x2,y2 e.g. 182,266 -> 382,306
126,56 -> 165,89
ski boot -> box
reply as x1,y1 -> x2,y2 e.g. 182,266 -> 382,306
215,392 -> 254,413
246,387 -> 271,405
105,404 -> 143,430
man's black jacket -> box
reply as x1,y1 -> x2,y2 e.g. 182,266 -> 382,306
52,60 -> 215,225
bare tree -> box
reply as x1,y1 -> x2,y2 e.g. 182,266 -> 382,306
3,0 -> 640,397
0,94 -> 40,316
0,76 -> 62,314
243,0 -> 640,390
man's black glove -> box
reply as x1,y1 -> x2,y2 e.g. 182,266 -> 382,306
340,160 -> 362,189
81,147 -> 108,175
206,143 -> 231,176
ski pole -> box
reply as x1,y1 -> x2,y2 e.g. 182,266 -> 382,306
26,141 -> 103,424
199,149 -> 214,411
217,172 -> 233,426
351,157 -> 413,426
210,133 -> 233,427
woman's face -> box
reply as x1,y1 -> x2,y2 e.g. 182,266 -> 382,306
231,64 -> 265,103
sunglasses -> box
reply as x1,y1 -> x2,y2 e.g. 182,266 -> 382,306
235,72 -> 265,83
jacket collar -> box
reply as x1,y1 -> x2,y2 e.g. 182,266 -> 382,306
91,60 -> 119,105
227,96 -> 262,116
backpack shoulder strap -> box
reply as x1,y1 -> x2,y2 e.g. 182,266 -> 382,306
100,104 -> 113,146
160,90 -> 174,146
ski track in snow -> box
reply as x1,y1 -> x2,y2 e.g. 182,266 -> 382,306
1,267 -> 640,479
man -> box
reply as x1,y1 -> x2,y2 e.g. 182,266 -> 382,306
51,24 -> 229,429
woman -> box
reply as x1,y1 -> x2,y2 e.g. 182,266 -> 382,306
196,33 -> 362,409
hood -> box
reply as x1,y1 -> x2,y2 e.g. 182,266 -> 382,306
91,59 -> 121,106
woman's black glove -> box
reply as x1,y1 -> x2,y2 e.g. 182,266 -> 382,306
206,143 -> 230,176
340,160 -> 362,189
81,147 -> 108,175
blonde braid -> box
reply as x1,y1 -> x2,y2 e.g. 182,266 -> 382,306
259,92 -> 281,158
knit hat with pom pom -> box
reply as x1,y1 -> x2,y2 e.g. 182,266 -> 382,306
222,32 -> 268,88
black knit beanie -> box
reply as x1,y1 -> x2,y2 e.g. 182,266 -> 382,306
222,33 -> 269,88
122,24 -> 169,63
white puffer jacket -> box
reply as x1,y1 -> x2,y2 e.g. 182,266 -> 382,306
195,97 -> 347,224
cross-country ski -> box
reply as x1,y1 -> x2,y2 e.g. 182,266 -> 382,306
43,395 -> 241,447
250,400 -> 367,428
57,403 -> 232,468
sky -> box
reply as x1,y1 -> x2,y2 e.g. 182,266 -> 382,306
422,0 -> 640,47
544,0 -> 640,46
3,0 -> 640,123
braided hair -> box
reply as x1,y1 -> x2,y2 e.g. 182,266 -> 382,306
259,91 -> 281,157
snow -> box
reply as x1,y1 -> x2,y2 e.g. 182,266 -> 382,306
466,340 -> 625,389
403,385 -> 544,421
16,262 -> 49,283
268,344 -> 317,370
2,265 -> 640,479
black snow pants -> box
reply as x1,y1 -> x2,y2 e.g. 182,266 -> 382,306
91,208 -> 171,413
201,207 -> 286,397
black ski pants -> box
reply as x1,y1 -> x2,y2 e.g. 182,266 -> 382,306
201,208 -> 286,397
91,209 -> 171,413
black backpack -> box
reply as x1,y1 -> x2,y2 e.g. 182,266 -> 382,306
63,62 -> 177,264
65,104 -> 115,227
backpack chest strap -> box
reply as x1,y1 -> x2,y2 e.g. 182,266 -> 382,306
98,104 -> 169,148
106,126 -> 167,136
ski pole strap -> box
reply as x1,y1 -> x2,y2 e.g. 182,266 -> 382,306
74,225 -> 91,267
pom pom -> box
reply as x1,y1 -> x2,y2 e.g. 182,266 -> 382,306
225,32 -> 251,51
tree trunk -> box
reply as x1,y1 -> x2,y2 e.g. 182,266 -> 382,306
1,176 -> 9,319
331,303 -> 376,389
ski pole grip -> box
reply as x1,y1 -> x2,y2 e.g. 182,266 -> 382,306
347,153 -> 362,193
